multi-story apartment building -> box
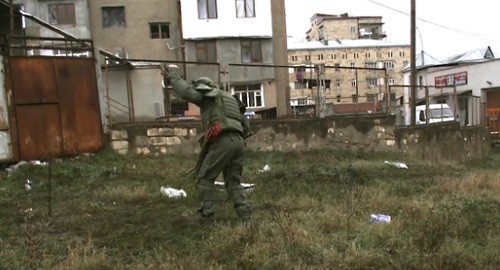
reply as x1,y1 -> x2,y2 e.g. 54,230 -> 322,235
288,13 -> 410,115
179,0 -> 278,117
306,13 -> 387,42
88,0 -> 182,62
88,0 -> 183,122
13,0 -> 92,56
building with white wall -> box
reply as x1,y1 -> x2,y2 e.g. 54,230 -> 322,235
179,0 -> 278,117
402,46 -> 500,128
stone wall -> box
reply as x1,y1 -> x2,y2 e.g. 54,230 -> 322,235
107,115 -> 491,164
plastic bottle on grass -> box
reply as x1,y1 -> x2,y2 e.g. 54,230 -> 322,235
370,214 -> 391,223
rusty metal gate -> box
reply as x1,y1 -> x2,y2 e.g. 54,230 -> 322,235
7,56 -> 103,161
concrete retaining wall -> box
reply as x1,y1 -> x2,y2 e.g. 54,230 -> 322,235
107,115 -> 491,164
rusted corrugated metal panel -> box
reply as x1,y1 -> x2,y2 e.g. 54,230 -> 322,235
16,105 -> 62,160
8,57 -> 103,161
55,58 -> 103,155
10,58 -> 62,160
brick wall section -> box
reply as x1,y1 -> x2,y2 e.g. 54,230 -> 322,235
107,116 -> 491,164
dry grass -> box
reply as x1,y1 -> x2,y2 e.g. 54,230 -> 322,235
0,148 -> 499,269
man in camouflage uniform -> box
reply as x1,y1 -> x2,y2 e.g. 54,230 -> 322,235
167,65 -> 252,222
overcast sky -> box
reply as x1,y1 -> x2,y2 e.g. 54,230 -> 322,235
284,0 -> 500,61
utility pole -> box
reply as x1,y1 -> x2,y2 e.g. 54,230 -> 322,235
410,0 -> 417,125
271,0 -> 291,117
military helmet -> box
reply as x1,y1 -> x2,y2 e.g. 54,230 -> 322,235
194,77 -> 215,87
193,76 -> 219,97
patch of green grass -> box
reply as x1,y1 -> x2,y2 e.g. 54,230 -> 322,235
0,148 -> 499,269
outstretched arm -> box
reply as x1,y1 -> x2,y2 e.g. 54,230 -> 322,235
167,65 -> 203,105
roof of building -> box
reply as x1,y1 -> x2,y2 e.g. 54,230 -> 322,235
441,46 -> 495,64
310,13 -> 382,22
287,39 -> 409,51
402,46 -> 499,73
402,51 -> 443,71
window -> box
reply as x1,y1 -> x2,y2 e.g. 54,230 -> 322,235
387,51 -> 393,58
291,55 -> 298,61
234,84 -> 263,108
294,81 -> 307,89
195,40 -> 217,63
49,3 -> 75,25
384,61 -> 395,70
150,23 -> 170,39
198,0 -> 217,19
331,54 -> 336,59
352,94 -> 358,102
241,40 -> 262,63
236,0 -> 255,18
388,77 -> 395,85
350,63 -> 355,70
336,79 -> 341,87
342,53 -> 347,59
305,55 -> 310,61
102,6 -> 126,28
353,53 -> 359,59
400,51 -> 405,57
297,98 -> 308,105
336,95 -> 341,102
318,54 -> 323,60
351,79 -> 357,87
351,26 -> 356,33
367,94 -> 377,102
365,62 -> 377,69
335,63 -> 340,71
365,52 -> 371,58
366,77 -> 378,86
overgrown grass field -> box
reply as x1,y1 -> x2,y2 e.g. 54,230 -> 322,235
0,148 -> 499,269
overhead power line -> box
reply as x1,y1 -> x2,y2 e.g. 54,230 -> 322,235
364,0 -> 500,42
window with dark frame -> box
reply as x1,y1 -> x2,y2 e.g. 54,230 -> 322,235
102,6 -> 126,28
367,94 -> 377,102
198,0 -> 218,19
195,40 -> 217,63
241,40 -> 262,63
150,23 -> 170,39
352,94 -> 358,102
366,77 -> 378,86
236,0 -> 255,18
48,3 -> 76,25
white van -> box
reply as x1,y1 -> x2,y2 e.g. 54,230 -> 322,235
416,104 -> 455,125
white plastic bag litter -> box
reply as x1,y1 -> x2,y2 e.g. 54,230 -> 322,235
384,161 -> 408,169
160,186 -> 187,199
258,164 -> 271,172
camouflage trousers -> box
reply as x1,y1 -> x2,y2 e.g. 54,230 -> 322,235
196,131 -> 252,221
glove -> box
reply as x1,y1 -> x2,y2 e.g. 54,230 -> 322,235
166,64 -> 181,84
168,64 -> 179,73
